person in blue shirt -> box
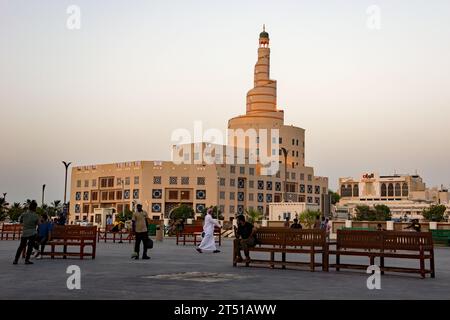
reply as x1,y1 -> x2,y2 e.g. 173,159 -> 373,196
34,214 -> 53,258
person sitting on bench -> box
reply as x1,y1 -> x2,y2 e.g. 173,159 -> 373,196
233,215 -> 257,264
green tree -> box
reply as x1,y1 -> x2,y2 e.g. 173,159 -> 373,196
48,200 -> 63,217
8,202 -> 24,222
201,206 -> 224,220
422,204 -> 447,222
299,209 -> 321,229
374,204 -> 392,221
116,208 -> 133,222
329,190 -> 341,205
0,197 -> 9,221
245,208 -> 263,224
354,205 -> 391,221
170,204 -> 195,220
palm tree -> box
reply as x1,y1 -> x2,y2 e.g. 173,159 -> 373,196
245,208 -> 263,224
48,200 -> 63,217
0,197 -> 9,221
8,202 -> 23,222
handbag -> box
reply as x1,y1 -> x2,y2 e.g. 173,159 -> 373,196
145,238 -> 153,249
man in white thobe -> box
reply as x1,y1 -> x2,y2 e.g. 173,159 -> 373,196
196,209 -> 221,253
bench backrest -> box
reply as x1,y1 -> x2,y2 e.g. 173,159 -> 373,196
255,228 -> 326,247
52,225 -> 97,240
383,231 -> 433,250
1,224 -> 23,232
337,230 -> 433,251
337,230 -> 383,250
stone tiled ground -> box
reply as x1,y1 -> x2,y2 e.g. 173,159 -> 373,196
0,238 -> 449,300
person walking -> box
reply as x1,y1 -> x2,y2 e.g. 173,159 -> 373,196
197,208 -> 221,253
13,200 -> 39,265
313,215 -> 321,229
131,204 -> 151,260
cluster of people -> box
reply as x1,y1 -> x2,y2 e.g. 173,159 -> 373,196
13,200 -> 53,265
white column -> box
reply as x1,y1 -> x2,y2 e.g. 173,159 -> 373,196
345,220 -> 352,228
261,219 -> 268,227
429,222 -> 438,230
386,221 -> 394,231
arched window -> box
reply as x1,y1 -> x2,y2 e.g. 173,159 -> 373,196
388,183 -> 394,197
381,183 -> 387,197
402,183 -> 409,197
395,183 -> 401,197
341,184 -> 346,196
353,184 -> 359,197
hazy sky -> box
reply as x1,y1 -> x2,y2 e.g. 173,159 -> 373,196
1,0 -> 450,203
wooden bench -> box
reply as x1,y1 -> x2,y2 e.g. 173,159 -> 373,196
329,230 -> 435,278
0,224 -> 23,240
176,225 -> 222,246
431,229 -> 450,246
234,228 -> 328,272
98,225 -> 134,243
42,225 -> 97,259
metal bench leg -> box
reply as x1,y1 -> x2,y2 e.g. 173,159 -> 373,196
430,249 -> 435,278
281,252 -> 286,270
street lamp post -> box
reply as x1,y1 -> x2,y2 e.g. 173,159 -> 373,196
42,184 -> 46,206
62,161 -> 72,205
2,193 -> 6,201
280,148 -> 288,203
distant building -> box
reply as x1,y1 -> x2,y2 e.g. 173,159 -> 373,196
337,173 -> 450,219
68,27 -> 329,225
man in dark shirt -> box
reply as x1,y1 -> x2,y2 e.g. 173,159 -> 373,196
290,219 -> 302,229
233,215 -> 256,264
405,219 -> 421,232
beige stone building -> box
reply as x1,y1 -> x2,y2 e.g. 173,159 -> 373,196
337,173 -> 450,219
68,27 -> 329,225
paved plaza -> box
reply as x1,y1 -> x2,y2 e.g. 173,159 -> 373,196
0,238 -> 449,300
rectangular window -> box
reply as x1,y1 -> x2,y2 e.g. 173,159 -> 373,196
240,167 -> 245,174
219,178 -> 226,186
300,173 -> 305,181
291,172 -> 296,180
92,179 -> 97,187
292,151 -> 295,157
180,190 -> 190,200
279,137 -> 283,144
116,190 -> 122,200
229,205 -> 235,214
107,177 -> 114,188
230,179 -> 235,187
308,174 -> 312,181
181,177 -> 190,185
307,185 -> 313,194
315,186 -> 321,194
292,139 -> 295,145
91,191 -> 98,201
82,204 -> 90,214
108,191 -> 115,200
117,177 -> 122,186
169,190 -> 178,200
230,192 -> 235,200
249,180 -> 254,189
248,193 -> 254,201
220,191 -> 225,200
230,166 -> 236,174
134,176 -> 140,185
83,191 -> 89,201
101,191 -> 108,201
197,177 -> 205,185
249,168 -> 255,176
77,180 -> 81,188
169,177 -> 178,185
84,180 -> 89,188
125,177 -> 130,185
